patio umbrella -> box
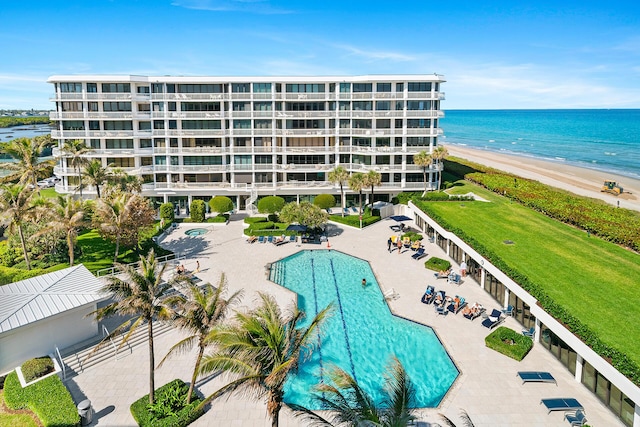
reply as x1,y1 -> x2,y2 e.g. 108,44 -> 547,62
390,215 -> 412,222
286,224 -> 308,233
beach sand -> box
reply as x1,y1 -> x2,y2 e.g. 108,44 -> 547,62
444,144 -> 640,212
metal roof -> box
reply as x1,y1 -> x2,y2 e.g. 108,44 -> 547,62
0,265 -> 105,334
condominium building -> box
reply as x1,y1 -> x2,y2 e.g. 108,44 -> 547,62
48,75 -> 445,210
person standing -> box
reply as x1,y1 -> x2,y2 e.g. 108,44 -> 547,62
460,260 -> 467,277
387,237 -> 392,252
397,239 -> 402,254
195,260 -> 200,273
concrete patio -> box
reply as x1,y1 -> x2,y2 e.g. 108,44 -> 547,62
65,214 -> 623,426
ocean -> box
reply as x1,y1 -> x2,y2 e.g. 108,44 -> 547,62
441,109 -> 640,180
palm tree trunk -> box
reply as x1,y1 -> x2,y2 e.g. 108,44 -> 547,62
67,231 -> 74,266
267,390 -> 282,427
148,320 -> 155,404
18,224 -> 31,270
96,183 -> 101,199
370,185 -> 374,208
114,232 -> 120,263
77,165 -> 83,198
423,167 -> 428,196
358,191 -> 363,221
340,183 -> 345,217
187,345 -> 205,404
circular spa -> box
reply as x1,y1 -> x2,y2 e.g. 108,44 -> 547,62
184,228 -> 207,237
269,250 -> 458,409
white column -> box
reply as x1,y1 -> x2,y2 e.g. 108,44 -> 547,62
633,403 -> 640,427
504,288 -> 510,310
575,354 -> 583,383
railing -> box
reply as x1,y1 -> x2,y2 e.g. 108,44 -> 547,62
96,253 -> 183,277
54,346 -> 66,380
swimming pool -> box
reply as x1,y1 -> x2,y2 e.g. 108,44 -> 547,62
184,228 -> 207,236
270,250 -> 458,409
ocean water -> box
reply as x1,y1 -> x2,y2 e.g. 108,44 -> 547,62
441,109 -> 640,180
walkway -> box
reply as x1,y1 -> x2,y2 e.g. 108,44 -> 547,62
66,216 -> 623,426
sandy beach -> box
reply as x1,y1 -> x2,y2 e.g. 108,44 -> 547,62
444,144 -> 640,212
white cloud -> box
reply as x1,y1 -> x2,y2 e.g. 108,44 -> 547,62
334,44 -> 417,62
171,0 -> 293,14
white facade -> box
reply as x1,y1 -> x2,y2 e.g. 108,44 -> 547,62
47,75 -> 445,208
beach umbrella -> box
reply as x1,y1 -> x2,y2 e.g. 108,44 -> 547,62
390,215 -> 412,222
286,224 -> 308,233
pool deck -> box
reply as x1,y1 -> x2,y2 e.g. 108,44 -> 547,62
67,215 -> 624,426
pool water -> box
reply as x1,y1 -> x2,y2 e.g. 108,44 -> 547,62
184,228 -> 207,236
270,250 -> 458,409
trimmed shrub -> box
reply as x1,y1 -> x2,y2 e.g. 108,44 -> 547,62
401,231 -> 423,242
160,202 -> 174,223
130,379 -> 204,427
485,326 -> 533,361
21,357 -> 54,383
329,214 -> 381,228
257,196 -> 285,215
424,257 -> 450,272
313,194 -> 336,209
3,371 -> 79,427
189,199 -> 206,223
244,216 -> 267,224
208,196 -> 234,215
206,214 -> 229,223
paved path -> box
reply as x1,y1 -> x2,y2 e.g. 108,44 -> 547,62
67,216 -> 623,426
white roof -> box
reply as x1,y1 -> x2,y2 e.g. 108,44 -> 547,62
0,265 -> 105,333
47,74 -> 446,83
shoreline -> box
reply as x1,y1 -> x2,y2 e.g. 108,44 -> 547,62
443,144 -> 640,212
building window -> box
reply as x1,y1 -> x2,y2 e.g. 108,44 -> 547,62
183,120 -> 222,129
178,84 -> 224,93
254,102 -> 272,111
153,121 -> 165,130
90,139 -> 101,149
395,119 -> 403,129
339,83 -> 351,93
376,119 -> 391,129
253,83 -> 271,93
139,139 -> 152,148
137,86 -> 150,94
88,121 -> 100,130
353,101 -> 372,111
396,83 -> 404,92
353,83 -> 372,93
103,102 -> 132,112
61,102 -> 83,112
233,120 -> 251,129
408,82 -> 432,92
108,157 -> 135,167
60,83 -> 82,93
139,121 -> 151,131
101,83 -> 131,93
339,101 -> 351,111
395,101 -> 404,110
376,83 -> 392,92
353,119 -> 372,129
86,83 -> 97,93
181,102 -> 221,111
184,156 -> 223,165
152,83 -> 164,93
88,102 -> 99,112
407,119 -> 431,128
285,84 -> 326,93
232,83 -> 251,93
106,139 -> 134,149
376,101 -> 390,110
407,100 -> 432,110
254,120 -> 271,129
62,120 -> 84,130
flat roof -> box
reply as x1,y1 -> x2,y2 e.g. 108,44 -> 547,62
47,74 -> 446,84
0,265 -> 105,333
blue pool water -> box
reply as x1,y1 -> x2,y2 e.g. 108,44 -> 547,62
270,250 -> 458,409
184,228 -> 207,236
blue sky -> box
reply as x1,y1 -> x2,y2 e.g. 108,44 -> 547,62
1,0 -> 640,109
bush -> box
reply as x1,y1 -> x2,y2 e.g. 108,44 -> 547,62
205,214 -> 229,223
257,196 -> 285,215
485,326 -> 533,361
3,371 -> 79,427
313,194 -> 336,209
244,216 -> 267,224
21,357 -> 54,383
189,199 -> 206,223
329,214 -> 381,228
249,221 -> 276,231
0,266 -> 48,286
401,231 -> 423,242
208,196 -> 234,215
130,379 -> 204,427
160,202 -> 174,223
424,257 -> 450,272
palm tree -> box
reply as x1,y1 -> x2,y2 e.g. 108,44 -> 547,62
61,139 -> 91,197
328,166 -> 349,217
0,137 -> 55,191
412,150 -> 433,196
431,145 -> 449,191
197,293 -> 330,427
438,410 -> 476,427
292,357 -> 417,427
0,184 -> 37,269
93,192 -> 130,263
159,273 -> 243,404
82,159 -> 111,199
107,168 -> 143,195
91,249 -> 173,404
348,172 -> 366,223
364,170 -> 381,208
33,195 -> 87,266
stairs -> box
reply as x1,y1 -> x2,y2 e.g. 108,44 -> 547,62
246,186 -> 259,216
57,321 -> 174,380
269,261 -> 285,284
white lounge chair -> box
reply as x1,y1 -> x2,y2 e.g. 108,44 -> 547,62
383,288 -> 400,300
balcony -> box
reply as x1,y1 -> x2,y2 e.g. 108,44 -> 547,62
151,93 -> 227,101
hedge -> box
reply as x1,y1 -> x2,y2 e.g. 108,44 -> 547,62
189,200 -> 206,223
3,371 -> 79,427
313,194 -> 336,209
413,199 -> 640,386
21,357 -> 54,383
485,326 -> 533,361
130,379 -> 203,427
329,214 -> 381,228
424,257 -> 450,272
244,216 -> 268,224
159,202 -> 174,223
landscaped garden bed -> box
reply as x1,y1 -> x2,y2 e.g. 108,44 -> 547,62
130,379 -> 203,427
485,327 -> 533,361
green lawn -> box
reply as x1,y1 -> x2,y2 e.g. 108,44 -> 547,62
420,181 -> 640,366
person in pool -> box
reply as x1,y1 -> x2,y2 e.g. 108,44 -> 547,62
362,278 -> 367,287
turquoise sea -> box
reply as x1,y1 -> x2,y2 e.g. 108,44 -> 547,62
441,109 -> 640,181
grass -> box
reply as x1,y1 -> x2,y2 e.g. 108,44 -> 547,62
485,326 -> 533,361
0,391 -> 39,427
421,180 -> 640,366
